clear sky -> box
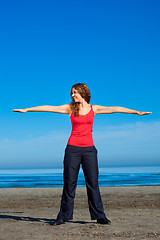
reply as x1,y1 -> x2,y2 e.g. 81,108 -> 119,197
0,0 -> 160,169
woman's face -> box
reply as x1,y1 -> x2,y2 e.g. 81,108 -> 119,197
71,88 -> 83,102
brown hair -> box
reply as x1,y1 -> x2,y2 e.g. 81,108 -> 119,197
70,83 -> 91,116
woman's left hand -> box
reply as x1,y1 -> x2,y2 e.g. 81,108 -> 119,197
137,111 -> 152,115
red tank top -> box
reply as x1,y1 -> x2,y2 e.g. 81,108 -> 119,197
67,105 -> 94,147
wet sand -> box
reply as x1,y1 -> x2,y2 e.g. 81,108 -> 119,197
0,186 -> 160,240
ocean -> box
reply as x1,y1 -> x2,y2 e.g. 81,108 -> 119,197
0,166 -> 160,188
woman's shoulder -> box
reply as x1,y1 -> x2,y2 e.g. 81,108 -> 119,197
91,105 -> 107,115
92,105 -> 99,113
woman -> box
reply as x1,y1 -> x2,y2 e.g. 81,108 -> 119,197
12,83 -> 152,225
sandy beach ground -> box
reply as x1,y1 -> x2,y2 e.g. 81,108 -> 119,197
0,186 -> 160,240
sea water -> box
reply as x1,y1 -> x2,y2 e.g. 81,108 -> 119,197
0,166 -> 160,188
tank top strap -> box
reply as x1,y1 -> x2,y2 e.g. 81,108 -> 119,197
90,105 -> 95,115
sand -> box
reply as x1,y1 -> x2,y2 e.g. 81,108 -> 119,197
0,186 -> 160,240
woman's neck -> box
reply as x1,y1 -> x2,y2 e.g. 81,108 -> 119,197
79,99 -> 90,110
79,100 -> 90,112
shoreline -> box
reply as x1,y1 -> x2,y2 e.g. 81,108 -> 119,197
0,184 -> 160,190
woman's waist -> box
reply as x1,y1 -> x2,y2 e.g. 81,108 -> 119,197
70,132 -> 93,137
67,134 -> 94,147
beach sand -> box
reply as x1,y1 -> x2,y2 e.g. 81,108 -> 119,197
0,186 -> 160,240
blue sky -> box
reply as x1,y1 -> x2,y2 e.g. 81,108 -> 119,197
0,0 -> 160,169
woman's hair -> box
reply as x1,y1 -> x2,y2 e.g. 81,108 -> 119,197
70,83 -> 91,116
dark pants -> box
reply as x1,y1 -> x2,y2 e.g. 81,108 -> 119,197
56,145 -> 106,220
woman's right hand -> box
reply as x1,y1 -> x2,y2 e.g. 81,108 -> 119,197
12,109 -> 28,113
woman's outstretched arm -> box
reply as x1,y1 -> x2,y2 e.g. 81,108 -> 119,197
93,105 -> 152,116
12,104 -> 71,115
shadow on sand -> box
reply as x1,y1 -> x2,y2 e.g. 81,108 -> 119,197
0,213 -> 94,225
